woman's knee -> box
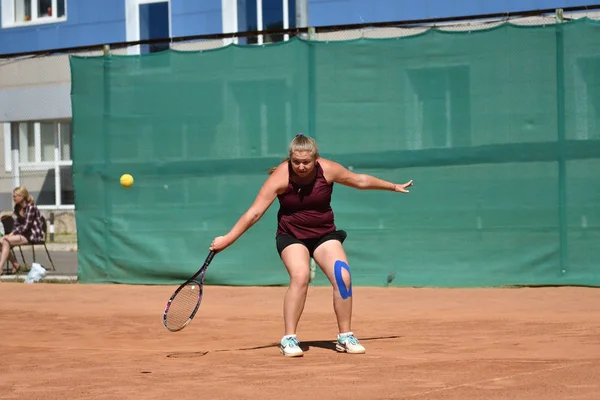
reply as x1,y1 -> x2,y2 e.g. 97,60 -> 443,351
332,260 -> 352,298
281,244 -> 311,289
334,260 -> 351,284
313,241 -> 352,294
283,260 -> 311,291
289,271 -> 310,290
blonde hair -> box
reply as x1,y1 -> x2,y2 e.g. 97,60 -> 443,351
13,186 -> 34,204
268,133 -> 319,175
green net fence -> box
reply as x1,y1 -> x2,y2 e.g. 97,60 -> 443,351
70,18 -> 600,287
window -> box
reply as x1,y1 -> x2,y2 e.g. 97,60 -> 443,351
2,0 -> 66,27
60,123 -> 72,160
406,66 -> 472,149
139,1 -> 170,54
8,121 -> 73,209
40,122 -> 55,161
13,121 -> 71,164
229,78 -> 292,157
125,0 -> 171,55
575,57 -> 600,141
16,122 -> 35,163
237,0 -> 295,45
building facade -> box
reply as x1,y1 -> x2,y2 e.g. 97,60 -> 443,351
0,0 -> 593,212
1,0 -> 595,55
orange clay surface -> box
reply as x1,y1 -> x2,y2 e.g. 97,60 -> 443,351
1,284 -> 599,400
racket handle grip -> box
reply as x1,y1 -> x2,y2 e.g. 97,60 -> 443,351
204,250 -> 216,266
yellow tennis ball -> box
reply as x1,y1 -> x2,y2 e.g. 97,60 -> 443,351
120,174 -> 134,188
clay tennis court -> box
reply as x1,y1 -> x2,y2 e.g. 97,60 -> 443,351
0,283 -> 598,399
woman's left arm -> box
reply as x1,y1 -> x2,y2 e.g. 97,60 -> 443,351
323,159 -> 413,193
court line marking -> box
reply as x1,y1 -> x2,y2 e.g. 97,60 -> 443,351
403,361 -> 595,398
0,344 -> 194,353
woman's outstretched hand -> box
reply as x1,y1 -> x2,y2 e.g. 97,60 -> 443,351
393,180 -> 413,193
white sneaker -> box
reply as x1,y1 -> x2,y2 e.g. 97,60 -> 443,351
280,336 -> 303,357
336,332 -> 366,354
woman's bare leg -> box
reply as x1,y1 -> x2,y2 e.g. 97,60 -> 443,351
279,243 -> 311,357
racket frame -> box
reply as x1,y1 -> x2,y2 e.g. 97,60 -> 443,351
162,250 -> 216,332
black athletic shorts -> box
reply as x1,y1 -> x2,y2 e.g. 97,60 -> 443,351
276,230 -> 347,258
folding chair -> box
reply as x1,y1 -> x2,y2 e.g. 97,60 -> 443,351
27,216 -> 56,271
0,215 -> 26,274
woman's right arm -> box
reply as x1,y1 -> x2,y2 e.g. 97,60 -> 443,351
210,163 -> 288,252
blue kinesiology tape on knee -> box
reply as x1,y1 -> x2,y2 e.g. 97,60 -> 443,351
334,260 -> 352,299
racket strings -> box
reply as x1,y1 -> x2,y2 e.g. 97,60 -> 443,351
165,283 -> 201,329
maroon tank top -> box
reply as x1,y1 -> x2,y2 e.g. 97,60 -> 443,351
276,161 -> 336,239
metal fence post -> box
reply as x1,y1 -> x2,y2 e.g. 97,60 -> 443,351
555,9 -> 568,276
49,212 -> 55,242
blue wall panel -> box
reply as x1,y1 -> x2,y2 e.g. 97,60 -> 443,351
171,0 -> 222,37
0,0 -> 595,55
0,0 -> 223,55
0,0 -> 125,54
308,0 -> 597,27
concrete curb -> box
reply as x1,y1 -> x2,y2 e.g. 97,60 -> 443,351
0,274 -> 78,282
21,243 -> 78,252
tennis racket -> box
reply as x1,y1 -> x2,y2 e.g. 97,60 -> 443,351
162,250 -> 216,332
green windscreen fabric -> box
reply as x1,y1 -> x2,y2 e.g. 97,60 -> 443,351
70,18 -> 600,287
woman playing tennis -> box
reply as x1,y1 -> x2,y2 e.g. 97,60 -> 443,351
210,133 -> 413,357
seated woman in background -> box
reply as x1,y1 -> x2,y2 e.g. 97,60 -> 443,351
0,186 -> 44,275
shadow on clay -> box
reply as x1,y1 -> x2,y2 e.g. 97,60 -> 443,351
165,335 -> 401,358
